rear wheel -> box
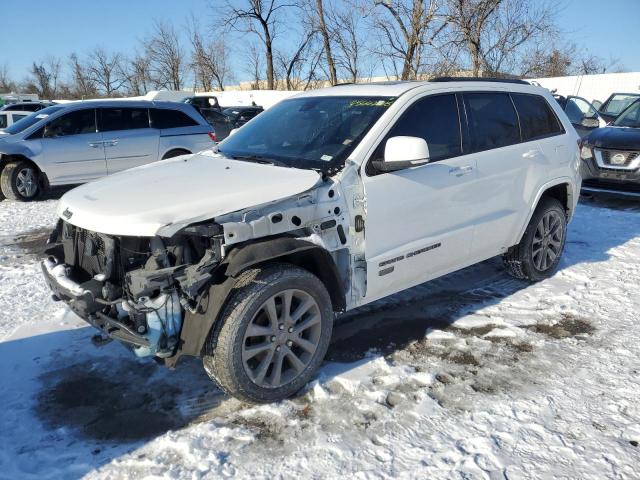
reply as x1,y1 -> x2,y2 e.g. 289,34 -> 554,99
203,264 -> 334,403
503,197 -> 567,281
0,160 -> 41,201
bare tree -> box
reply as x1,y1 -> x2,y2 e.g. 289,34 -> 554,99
224,0 -> 293,90
145,20 -> 186,90
69,53 -> 98,98
87,48 -> 127,96
448,0 -> 554,77
0,63 -> 16,92
276,30 -> 318,89
312,0 -> 338,85
190,23 -> 231,91
373,0 -> 448,80
123,53 -> 152,96
245,43 -> 265,89
28,57 -> 62,98
576,53 -> 625,75
326,1 -> 370,83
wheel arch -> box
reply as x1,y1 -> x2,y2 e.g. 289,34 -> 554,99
515,178 -> 574,245
0,154 -> 49,188
166,237 -> 346,366
161,147 -> 192,160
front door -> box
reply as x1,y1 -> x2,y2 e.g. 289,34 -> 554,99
362,93 -> 480,302
40,108 -> 107,185
99,107 -> 159,173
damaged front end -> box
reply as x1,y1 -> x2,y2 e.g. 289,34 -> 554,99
41,220 -> 224,358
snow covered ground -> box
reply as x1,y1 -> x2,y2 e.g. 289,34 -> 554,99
1,193 -> 639,479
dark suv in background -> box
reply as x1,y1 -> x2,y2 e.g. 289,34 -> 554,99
580,99 -> 640,197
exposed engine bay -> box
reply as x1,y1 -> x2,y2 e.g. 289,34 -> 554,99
43,220 -> 225,358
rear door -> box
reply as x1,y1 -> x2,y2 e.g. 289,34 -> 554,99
99,107 -> 159,173
461,91 -> 536,259
469,91 -> 566,257
38,108 -> 107,184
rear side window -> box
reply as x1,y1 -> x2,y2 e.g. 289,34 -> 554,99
384,93 -> 462,162
100,108 -> 149,132
44,109 -> 96,137
0,114 -> 7,128
463,92 -> 519,152
150,108 -> 198,129
512,93 -> 563,140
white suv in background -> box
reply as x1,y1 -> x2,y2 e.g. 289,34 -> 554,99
42,79 -> 581,403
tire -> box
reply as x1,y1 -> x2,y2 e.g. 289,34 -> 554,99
0,160 -> 41,201
162,149 -> 190,160
503,197 -> 567,282
203,264 -> 334,403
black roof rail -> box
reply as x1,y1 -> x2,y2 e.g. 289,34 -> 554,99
430,76 -> 530,85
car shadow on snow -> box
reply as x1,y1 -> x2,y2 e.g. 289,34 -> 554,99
0,195 -> 638,478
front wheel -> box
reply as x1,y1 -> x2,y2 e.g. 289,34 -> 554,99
503,197 -> 567,282
203,264 -> 334,403
0,160 -> 42,201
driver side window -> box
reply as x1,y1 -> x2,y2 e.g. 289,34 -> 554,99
368,94 -> 463,174
44,109 -> 96,138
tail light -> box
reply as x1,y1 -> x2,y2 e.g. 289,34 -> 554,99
208,131 -> 217,142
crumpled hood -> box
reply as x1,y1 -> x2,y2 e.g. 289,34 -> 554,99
57,151 -> 321,237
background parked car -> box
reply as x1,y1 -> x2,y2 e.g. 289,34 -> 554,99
554,94 -> 606,137
0,100 -> 215,201
200,105 -> 264,141
580,98 -> 640,197
183,95 -> 221,112
597,93 -> 640,123
0,101 -> 54,112
0,110 -> 31,131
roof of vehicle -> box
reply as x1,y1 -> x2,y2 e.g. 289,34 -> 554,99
291,78 -> 542,99
57,99 -> 197,109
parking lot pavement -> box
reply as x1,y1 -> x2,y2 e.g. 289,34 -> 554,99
0,194 -> 639,479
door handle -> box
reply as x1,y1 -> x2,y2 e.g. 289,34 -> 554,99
104,140 -> 118,147
449,165 -> 474,177
522,150 -> 540,159
88,142 -> 103,148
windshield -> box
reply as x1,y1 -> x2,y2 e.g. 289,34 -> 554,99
218,96 -> 395,174
602,94 -> 640,116
613,100 -> 640,128
3,105 -> 64,135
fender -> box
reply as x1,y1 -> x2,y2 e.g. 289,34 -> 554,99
514,176 -> 575,244
166,236 -> 346,366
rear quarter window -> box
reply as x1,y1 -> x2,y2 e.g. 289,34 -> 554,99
150,108 -> 199,129
511,93 -> 564,141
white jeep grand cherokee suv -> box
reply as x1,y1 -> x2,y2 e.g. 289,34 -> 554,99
42,79 -> 581,403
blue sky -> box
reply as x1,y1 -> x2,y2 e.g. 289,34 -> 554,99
1,0 -> 638,82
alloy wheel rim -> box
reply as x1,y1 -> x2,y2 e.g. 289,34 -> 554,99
242,289 -> 321,389
16,168 -> 38,198
532,211 -> 564,271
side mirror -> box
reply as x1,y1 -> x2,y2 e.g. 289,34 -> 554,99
580,117 -> 600,129
373,136 -> 430,172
